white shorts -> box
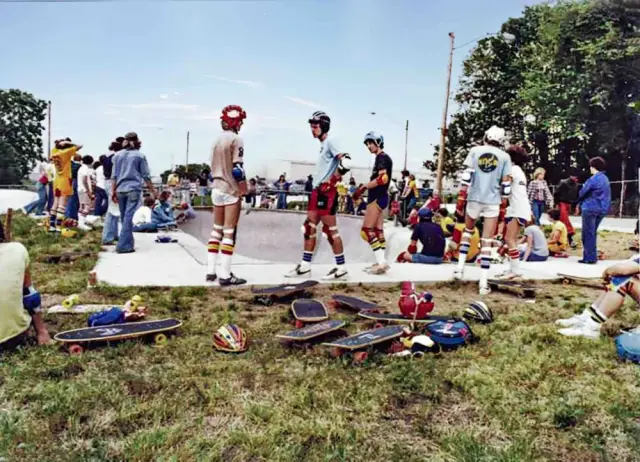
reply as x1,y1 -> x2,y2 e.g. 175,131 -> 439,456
466,201 -> 500,219
211,189 -> 239,207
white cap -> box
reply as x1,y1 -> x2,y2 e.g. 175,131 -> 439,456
485,125 -> 506,143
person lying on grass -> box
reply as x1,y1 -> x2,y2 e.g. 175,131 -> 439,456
556,254 -> 640,339
0,221 -> 52,351
397,208 -> 446,264
547,209 -> 569,256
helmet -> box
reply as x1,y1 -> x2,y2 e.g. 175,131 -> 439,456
363,131 -> 384,149
463,301 -> 493,324
418,208 -> 433,221
221,105 -> 247,132
308,111 -> 331,134
213,324 -> 248,352
485,126 -> 506,144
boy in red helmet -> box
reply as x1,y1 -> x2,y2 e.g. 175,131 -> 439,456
206,105 -> 248,286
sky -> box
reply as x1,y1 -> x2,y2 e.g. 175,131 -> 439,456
1,0 -> 542,178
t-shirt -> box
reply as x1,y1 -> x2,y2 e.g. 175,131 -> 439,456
369,153 -> 393,196
132,206 -> 153,226
463,145 -> 512,205
0,243 -> 32,345
77,164 -> 92,194
506,165 -> 531,219
411,221 -> 446,258
524,225 -> 549,257
198,174 -> 208,187
551,221 -> 568,247
211,131 -> 244,196
167,173 -> 180,187
51,145 -> 79,193
404,180 -> 417,199
95,166 -> 106,190
113,149 -> 152,193
440,216 -> 455,236
313,137 -> 340,188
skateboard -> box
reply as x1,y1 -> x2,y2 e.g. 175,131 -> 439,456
41,251 -> 94,264
358,310 -> 457,327
54,318 -> 182,354
558,273 -> 605,290
290,299 -> 328,328
252,280 -> 319,306
276,320 -> 347,347
330,294 -> 381,312
48,304 -> 123,314
323,325 -> 406,364
487,279 -> 537,299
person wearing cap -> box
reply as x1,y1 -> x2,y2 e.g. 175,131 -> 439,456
111,132 -> 158,254
396,208 -> 446,264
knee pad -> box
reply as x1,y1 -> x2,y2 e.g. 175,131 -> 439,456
209,225 -> 223,241
220,228 -> 236,255
374,228 -> 385,241
323,223 -> 340,245
301,219 -> 317,240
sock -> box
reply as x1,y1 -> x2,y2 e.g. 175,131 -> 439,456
56,206 -> 65,227
218,229 -> 235,279
587,305 -> 608,325
457,229 -> 473,270
207,225 -> 222,275
376,229 -> 386,251
508,248 -> 520,272
335,253 -> 345,267
299,251 -> 313,271
49,210 -> 56,228
480,242 -> 492,286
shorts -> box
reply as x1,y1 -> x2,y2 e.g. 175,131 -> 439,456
211,189 -> 239,207
505,216 -> 527,226
54,177 -> 73,197
411,254 -> 443,264
367,192 -> 389,210
466,201 -> 500,220
309,185 -> 338,216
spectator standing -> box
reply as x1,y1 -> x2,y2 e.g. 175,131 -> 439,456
65,154 -> 83,225
94,157 -> 108,216
102,137 -> 124,245
198,170 -> 210,198
527,167 -> 554,225
77,155 -> 95,231
274,174 -> 290,210
245,178 -> 257,210
44,160 -> 56,213
23,164 -> 49,216
576,157 -> 611,264
554,169 -> 579,248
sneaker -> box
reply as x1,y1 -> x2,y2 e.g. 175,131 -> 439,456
555,314 -> 586,328
558,323 -> 600,339
369,263 -> 389,275
479,284 -> 491,296
363,263 -> 377,273
285,264 -> 311,278
323,267 -> 348,281
48,226 -> 58,233
219,273 -> 246,286
205,273 -> 217,282
494,271 -> 521,281
452,268 -> 464,280
78,224 -> 92,232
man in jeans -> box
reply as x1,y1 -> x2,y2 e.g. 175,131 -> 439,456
112,132 -> 157,254
102,137 -> 124,245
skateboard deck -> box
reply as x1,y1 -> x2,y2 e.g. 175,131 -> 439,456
323,325 -> 405,351
331,294 -> 381,312
291,299 -> 328,322
252,280 -> 318,306
358,311 -> 457,324
55,318 -> 181,353
487,279 -> 537,298
277,320 -> 346,342
558,273 -> 604,289
48,304 -> 123,314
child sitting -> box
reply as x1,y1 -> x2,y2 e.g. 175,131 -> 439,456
132,197 -> 157,232
519,220 -> 549,262
397,208 -> 446,264
152,191 -> 177,228
548,209 -> 569,256
436,207 -> 455,237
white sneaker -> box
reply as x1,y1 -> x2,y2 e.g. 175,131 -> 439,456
494,271 -> 521,281
558,323 -> 600,339
323,267 -> 348,280
369,263 -> 389,275
285,264 -> 311,278
363,263 -> 377,273
555,314 -> 587,328
479,284 -> 491,296
452,268 -> 464,280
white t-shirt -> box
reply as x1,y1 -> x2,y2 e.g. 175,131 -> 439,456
506,165 -> 531,219
0,243 -> 32,344
132,206 -> 152,226
77,164 -> 92,194
95,166 -> 106,190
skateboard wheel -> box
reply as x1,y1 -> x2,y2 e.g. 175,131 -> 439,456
562,279 -> 570,285
154,333 -> 168,345
353,351 -> 368,364
68,344 -> 84,355
330,347 -> 344,358
294,320 -> 304,329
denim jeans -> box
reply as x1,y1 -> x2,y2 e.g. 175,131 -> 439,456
102,212 -> 120,244
47,183 -> 54,212
519,251 -> 549,262
532,200 -> 545,225
277,193 -> 287,210
65,180 -> 79,220
94,187 -> 108,216
411,254 -> 443,264
24,183 -> 47,215
133,222 -> 157,233
116,190 -> 141,253
581,210 -> 605,262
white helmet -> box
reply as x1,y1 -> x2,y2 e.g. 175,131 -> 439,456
485,126 -> 506,144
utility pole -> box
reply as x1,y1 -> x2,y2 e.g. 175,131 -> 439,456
47,101 -> 52,158
436,32 -> 455,196
404,119 -> 409,171
185,131 -> 190,171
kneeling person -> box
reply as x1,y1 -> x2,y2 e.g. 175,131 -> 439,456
398,209 -> 445,264
548,209 -> 569,256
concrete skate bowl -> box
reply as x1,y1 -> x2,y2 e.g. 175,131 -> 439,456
182,209 -> 406,264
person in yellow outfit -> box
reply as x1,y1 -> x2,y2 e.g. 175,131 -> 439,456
446,222 -> 481,263
548,209 -> 569,256
49,138 -> 82,232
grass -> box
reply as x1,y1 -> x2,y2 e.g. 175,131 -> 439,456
1,213 -> 640,461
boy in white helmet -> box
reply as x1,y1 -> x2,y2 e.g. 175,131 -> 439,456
453,126 -> 512,295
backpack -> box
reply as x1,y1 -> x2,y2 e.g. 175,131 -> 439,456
425,320 -> 474,350
88,307 -> 125,327
615,332 -> 640,364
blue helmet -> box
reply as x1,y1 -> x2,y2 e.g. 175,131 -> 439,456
363,131 -> 384,149
418,208 -> 433,221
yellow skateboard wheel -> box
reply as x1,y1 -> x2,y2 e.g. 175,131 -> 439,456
154,333 -> 168,346
62,294 -> 80,308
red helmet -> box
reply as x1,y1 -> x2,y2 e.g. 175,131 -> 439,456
221,105 -> 246,132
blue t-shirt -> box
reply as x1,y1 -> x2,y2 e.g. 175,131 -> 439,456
411,221 -> 446,257
463,145 -> 512,205
113,149 -> 151,193
313,137 -> 340,188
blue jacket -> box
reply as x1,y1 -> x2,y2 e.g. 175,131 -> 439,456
577,172 -> 611,214
152,201 -> 175,225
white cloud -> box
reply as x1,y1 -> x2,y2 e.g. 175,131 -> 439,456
108,103 -> 198,111
205,74 -> 264,88
173,91 -> 181,96
139,123 -> 164,129
284,96 -> 321,108
159,94 -> 169,99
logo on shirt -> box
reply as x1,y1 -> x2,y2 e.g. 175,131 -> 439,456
477,153 -> 498,173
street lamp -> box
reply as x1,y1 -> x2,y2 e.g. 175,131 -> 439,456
435,31 -> 516,196
369,112 -> 409,171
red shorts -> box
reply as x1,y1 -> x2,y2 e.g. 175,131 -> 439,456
309,185 -> 338,216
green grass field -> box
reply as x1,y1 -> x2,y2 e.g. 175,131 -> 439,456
1,214 -> 639,461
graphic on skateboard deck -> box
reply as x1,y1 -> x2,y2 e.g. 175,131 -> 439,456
291,299 -> 328,328
323,325 -> 406,363
330,295 -> 381,312
487,279 -> 537,299
252,280 -> 319,306
277,320 -> 346,343
358,311 -> 457,326
558,273 -> 605,290
48,304 -> 123,314
54,318 -> 182,354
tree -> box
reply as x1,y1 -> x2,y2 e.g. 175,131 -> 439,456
159,163 -> 209,183
0,139 -> 21,185
0,89 -> 47,183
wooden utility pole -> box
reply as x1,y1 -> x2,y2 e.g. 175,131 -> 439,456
436,32 -> 456,196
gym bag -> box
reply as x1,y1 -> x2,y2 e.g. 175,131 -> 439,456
425,319 -> 474,350
615,332 -> 640,364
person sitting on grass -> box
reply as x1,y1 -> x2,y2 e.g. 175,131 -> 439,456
397,208 -> 446,264
152,191 -> 177,229
132,196 -> 157,233
556,254 -> 640,339
0,221 -> 52,351
547,209 -> 569,257
518,220 -> 549,262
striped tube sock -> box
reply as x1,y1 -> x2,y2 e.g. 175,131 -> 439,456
302,251 -> 313,263
218,229 -> 236,279
480,243 -> 492,286
376,229 -> 386,251
587,305 -> 608,324
207,226 -> 223,275
456,229 -> 474,270
508,248 -> 520,272
335,253 -> 345,266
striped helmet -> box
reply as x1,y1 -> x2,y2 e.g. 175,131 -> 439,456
213,324 -> 247,352
463,301 -> 493,324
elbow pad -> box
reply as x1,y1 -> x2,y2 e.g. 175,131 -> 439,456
501,180 -> 512,198
232,163 -> 246,182
460,168 -> 474,186
23,286 -> 42,314
376,173 -> 389,186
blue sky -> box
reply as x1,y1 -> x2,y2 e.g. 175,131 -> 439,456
1,0 -> 540,178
